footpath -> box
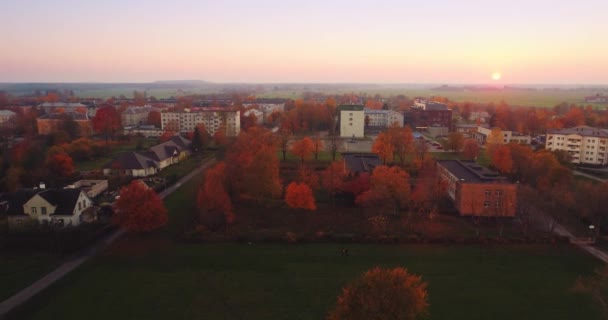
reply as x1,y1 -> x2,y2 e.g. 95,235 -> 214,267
0,158 -> 216,318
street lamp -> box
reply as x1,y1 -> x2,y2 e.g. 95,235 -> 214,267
589,225 -> 595,243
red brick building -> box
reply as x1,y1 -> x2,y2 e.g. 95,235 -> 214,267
37,113 -> 93,136
437,160 -> 517,217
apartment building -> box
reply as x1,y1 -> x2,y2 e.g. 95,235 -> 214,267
437,160 -> 517,217
474,126 -> 531,145
338,105 -> 365,138
545,126 -> 608,166
121,105 -> 153,127
364,109 -> 404,127
161,108 -> 240,136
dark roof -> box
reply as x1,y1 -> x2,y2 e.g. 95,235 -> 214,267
0,189 -> 40,216
148,136 -> 191,161
425,102 -> 449,111
103,152 -> 158,170
437,160 -> 507,184
337,105 -> 364,112
37,189 -> 83,216
38,112 -> 89,121
342,153 -> 381,174
547,126 -> 608,138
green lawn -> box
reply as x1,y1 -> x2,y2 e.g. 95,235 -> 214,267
0,253 -> 62,301
7,243 -> 601,320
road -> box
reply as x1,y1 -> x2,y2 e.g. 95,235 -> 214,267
573,170 -> 607,183
0,157 -> 217,318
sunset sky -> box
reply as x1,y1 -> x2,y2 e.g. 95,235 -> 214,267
1,0 -> 607,83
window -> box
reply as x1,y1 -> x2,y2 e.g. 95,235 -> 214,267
495,190 -> 503,197
32,207 -> 37,214
484,201 -> 490,208
484,190 -> 491,197
78,203 -> 81,210
495,201 -> 503,209
41,207 -> 47,215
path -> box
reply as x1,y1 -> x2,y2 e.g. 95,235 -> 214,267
573,170 -> 607,183
0,157 -> 216,318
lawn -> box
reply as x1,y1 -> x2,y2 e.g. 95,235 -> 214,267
0,253 -> 62,301
6,243 -> 601,320
75,139 -> 157,172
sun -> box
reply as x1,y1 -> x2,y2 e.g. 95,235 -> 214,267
491,72 -> 502,81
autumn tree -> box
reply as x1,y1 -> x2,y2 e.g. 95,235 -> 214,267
328,133 -> 342,161
486,128 -> 504,154
321,161 -> 346,206
92,106 -> 121,144
298,165 -> 320,190
328,267 -> 429,320
291,136 -> 315,163
277,128 -> 292,161
45,150 -> 75,186
389,125 -> 414,165
197,162 -> 234,230
490,145 -> 513,174
285,182 -> 316,210
112,181 -> 168,232
372,132 -> 394,164
312,135 -> 324,160
444,132 -> 465,152
147,110 -> 161,127
356,165 -> 411,215
159,130 -> 176,142
462,139 -> 480,160
410,160 -> 445,219
412,139 -> 430,170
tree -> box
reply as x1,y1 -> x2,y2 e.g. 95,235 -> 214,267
277,128 -> 292,161
328,267 -> 429,320
291,136 -> 315,163
462,139 -> 480,160
92,106 -> 121,144
112,181 -> 168,232
356,165 -> 410,215
45,151 -> 75,186
191,125 -> 209,152
445,132 -> 465,152
298,166 -> 320,190
490,145 -> 512,174
197,162 -> 234,229
312,135 -> 324,160
213,129 -> 228,147
321,161 -> 346,205
285,182 -> 316,210
147,110 -> 161,127
372,132 -> 394,164
390,126 -> 414,165
159,130 -> 175,142
328,133 -> 342,161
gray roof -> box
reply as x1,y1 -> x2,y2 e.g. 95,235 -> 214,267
547,126 -> 608,138
342,153 -> 381,174
103,152 -> 158,170
40,102 -> 86,108
123,106 -> 153,114
437,160 -> 508,184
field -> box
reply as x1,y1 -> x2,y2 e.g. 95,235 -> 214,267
5,167 -> 604,320
0,253 -> 61,302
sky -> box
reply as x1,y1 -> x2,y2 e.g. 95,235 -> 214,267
1,0 -> 607,84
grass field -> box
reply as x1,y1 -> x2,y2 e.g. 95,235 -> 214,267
75,139 -> 157,171
0,253 -> 62,301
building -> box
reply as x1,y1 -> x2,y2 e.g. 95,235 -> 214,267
122,125 -> 163,138
103,135 -> 192,177
405,103 -> 452,132
338,105 -> 365,138
243,109 -> 264,125
161,108 -> 240,136
39,102 -> 87,114
243,103 -> 285,122
121,105 -> 153,127
474,126 -> 531,145
437,160 -> 517,217
584,94 -> 608,104
36,113 -> 93,136
1,188 -> 94,228
545,126 -> 608,166
342,153 -> 381,175
66,180 -> 108,198
0,110 -> 17,127
454,123 -> 481,135
364,109 -> 404,128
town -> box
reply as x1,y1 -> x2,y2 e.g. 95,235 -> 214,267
1,87 -> 608,319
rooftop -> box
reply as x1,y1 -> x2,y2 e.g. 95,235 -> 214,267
437,160 -> 508,184
547,126 -> 608,138
337,105 -> 364,112
342,152 -> 381,174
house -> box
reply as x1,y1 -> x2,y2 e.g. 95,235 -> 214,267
436,160 -> 517,217
338,105 -> 365,138
103,135 -> 191,177
474,126 -> 531,145
342,152 -> 381,175
1,188 -> 94,228
545,126 -> 608,166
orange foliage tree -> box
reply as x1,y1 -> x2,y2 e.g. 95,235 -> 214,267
356,165 -> 410,214
285,182 -> 316,210
328,267 -> 429,320
372,132 -> 394,164
291,136 -> 315,163
112,181 -> 168,232
147,110 -> 161,127
389,125 -> 414,165
462,139 -> 480,160
92,106 -> 121,142
321,161 -> 346,200
490,145 -> 513,174
197,162 -> 234,229
45,150 -> 75,185
159,130 -> 176,142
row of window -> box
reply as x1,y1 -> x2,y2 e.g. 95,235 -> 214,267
485,190 -> 503,197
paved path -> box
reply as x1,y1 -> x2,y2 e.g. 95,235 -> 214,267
0,157 -> 216,318
573,170 -> 607,183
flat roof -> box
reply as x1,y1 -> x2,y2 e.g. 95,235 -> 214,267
437,160 -> 508,184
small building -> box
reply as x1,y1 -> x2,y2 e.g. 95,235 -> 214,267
437,160 -> 517,217
342,152 -> 381,175
338,105 -> 365,138
1,188 -> 94,228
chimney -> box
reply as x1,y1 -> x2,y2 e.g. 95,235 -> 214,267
39,182 -> 46,189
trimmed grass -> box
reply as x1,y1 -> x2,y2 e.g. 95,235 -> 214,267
7,244 -> 601,320
0,253 -> 62,301
277,150 -> 341,162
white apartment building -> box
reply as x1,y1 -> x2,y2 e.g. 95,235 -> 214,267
545,126 -> 608,166
121,105 -> 153,127
364,109 -> 404,127
0,110 -> 17,127
339,105 -> 365,138
161,108 -> 240,136
243,103 -> 285,122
